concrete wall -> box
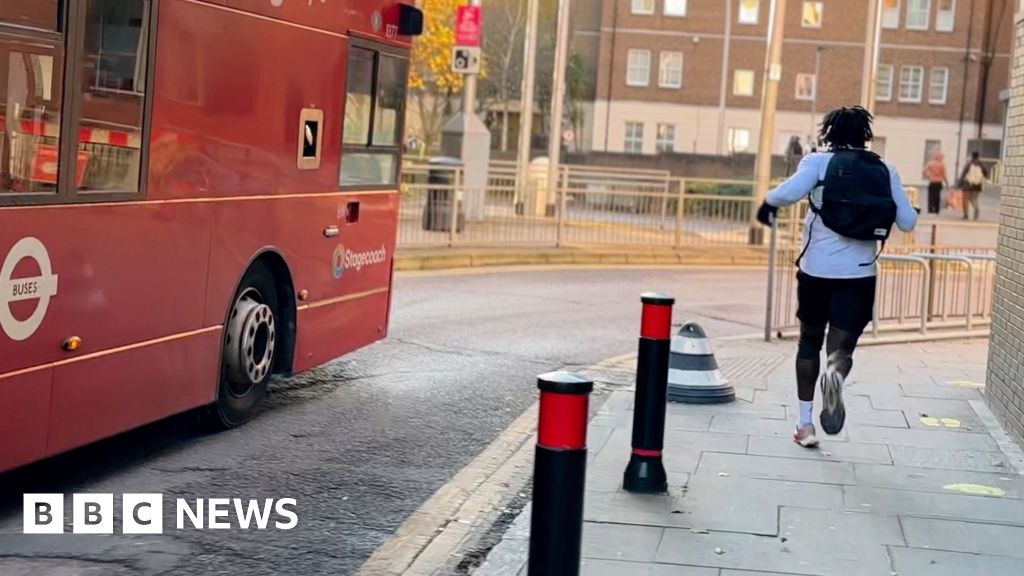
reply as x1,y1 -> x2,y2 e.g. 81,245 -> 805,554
986,7 -> 1024,446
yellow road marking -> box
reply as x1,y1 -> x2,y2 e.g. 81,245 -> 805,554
944,483 -> 1006,497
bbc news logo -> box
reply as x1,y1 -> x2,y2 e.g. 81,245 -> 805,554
24,494 -> 298,534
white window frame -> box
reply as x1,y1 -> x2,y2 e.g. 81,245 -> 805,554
625,122 -> 645,153
795,73 -> 816,100
733,69 -> 755,96
906,0 -> 931,30
626,49 -> 651,87
656,123 -> 676,153
631,0 -> 656,15
876,64 -> 894,101
727,127 -> 751,153
936,0 -> 955,31
882,0 -> 901,29
899,65 -> 924,103
738,0 -> 760,25
664,0 -> 688,17
929,67 -> 949,104
801,2 -> 824,28
658,51 -> 684,88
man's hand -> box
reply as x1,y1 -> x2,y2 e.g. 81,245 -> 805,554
756,202 -> 778,226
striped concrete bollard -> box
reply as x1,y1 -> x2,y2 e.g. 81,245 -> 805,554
666,322 -> 735,404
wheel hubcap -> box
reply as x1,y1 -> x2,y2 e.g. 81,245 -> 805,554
224,289 -> 276,396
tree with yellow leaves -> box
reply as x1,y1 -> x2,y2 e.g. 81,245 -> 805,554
409,0 -> 465,156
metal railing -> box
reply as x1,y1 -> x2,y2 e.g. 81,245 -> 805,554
766,215 -> 999,341
398,162 -> 758,248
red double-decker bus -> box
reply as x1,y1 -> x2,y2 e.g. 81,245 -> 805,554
0,0 -> 422,472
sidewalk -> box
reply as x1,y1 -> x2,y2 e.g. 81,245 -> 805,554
476,338 -> 1024,576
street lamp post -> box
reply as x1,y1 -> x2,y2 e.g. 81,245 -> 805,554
810,46 -> 824,146
750,0 -> 788,245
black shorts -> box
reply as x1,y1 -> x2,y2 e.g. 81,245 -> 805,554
797,272 -> 876,336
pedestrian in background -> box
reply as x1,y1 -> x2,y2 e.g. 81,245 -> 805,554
922,152 -> 948,215
958,151 -> 988,220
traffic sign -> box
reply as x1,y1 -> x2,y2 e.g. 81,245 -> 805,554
562,130 -> 575,143
452,46 -> 481,75
455,5 -> 482,47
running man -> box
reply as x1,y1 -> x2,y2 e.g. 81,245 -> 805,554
757,107 -> 918,447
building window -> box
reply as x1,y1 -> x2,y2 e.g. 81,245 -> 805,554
882,0 -> 900,28
899,65 -> 924,102
624,122 -> 645,153
738,0 -> 759,24
795,73 -> 816,100
656,124 -> 676,153
626,49 -> 651,86
802,2 -> 823,27
936,0 -> 955,31
664,0 -> 688,16
659,52 -> 683,88
906,0 -> 931,30
733,69 -> 756,96
727,128 -> 751,153
631,0 -> 655,15
929,67 -> 949,104
876,64 -> 894,101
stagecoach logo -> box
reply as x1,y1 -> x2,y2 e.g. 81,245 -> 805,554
0,237 -> 59,342
332,244 -> 387,280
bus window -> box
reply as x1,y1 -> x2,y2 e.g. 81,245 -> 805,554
340,47 -> 407,188
75,0 -> 148,195
0,25 -> 64,196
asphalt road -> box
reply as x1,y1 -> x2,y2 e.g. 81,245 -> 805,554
0,267 -> 767,576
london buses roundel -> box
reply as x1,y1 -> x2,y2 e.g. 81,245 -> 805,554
0,237 -> 59,342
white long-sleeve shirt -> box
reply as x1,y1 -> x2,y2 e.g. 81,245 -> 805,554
766,151 -> 918,279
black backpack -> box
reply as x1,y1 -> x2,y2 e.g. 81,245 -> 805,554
798,149 -> 897,266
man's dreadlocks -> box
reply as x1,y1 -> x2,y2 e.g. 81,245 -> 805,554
818,106 -> 874,151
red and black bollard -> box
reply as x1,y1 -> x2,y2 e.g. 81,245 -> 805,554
623,292 -> 675,494
528,371 -> 593,576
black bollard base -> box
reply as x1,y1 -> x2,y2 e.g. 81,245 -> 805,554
622,453 -> 668,493
529,446 -> 587,576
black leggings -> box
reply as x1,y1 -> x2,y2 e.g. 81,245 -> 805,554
796,325 -> 858,401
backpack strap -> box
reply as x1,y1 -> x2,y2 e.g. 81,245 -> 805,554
860,238 -> 886,267
795,211 -> 818,268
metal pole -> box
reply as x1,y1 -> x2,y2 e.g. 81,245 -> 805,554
557,166 -> 568,246
516,0 -> 541,208
750,0 -> 788,245
765,214 -> 778,342
674,178 -> 685,249
548,0 -> 571,225
862,0 -> 883,114
716,0 -> 733,155
461,0 -> 482,123
449,167 -> 461,247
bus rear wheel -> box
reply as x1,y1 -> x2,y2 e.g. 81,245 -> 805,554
211,262 -> 280,428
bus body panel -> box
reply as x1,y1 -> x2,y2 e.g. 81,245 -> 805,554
47,328 -> 221,456
150,0 -> 348,201
0,0 -> 409,471
0,369 -> 52,471
0,204 -> 211,376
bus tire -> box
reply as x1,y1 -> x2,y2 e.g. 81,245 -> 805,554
211,260 -> 280,428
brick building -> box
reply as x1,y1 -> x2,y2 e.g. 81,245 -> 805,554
570,0 -> 1014,181
987,0 -> 1024,446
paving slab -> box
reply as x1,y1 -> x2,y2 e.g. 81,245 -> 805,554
580,559 -> 717,576
853,463 -> 1024,498
844,486 -> 1024,526
667,399 -> 787,420
747,436 -> 893,465
889,546 -> 1024,576
708,415 -> 827,439
846,425 -> 998,450
901,516 -> 1024,558
582,523 -> 664,563
694,452 -> 855,485
656,508 -> 900,576
898,382 -> 985,400
888,444 -> 1010,473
